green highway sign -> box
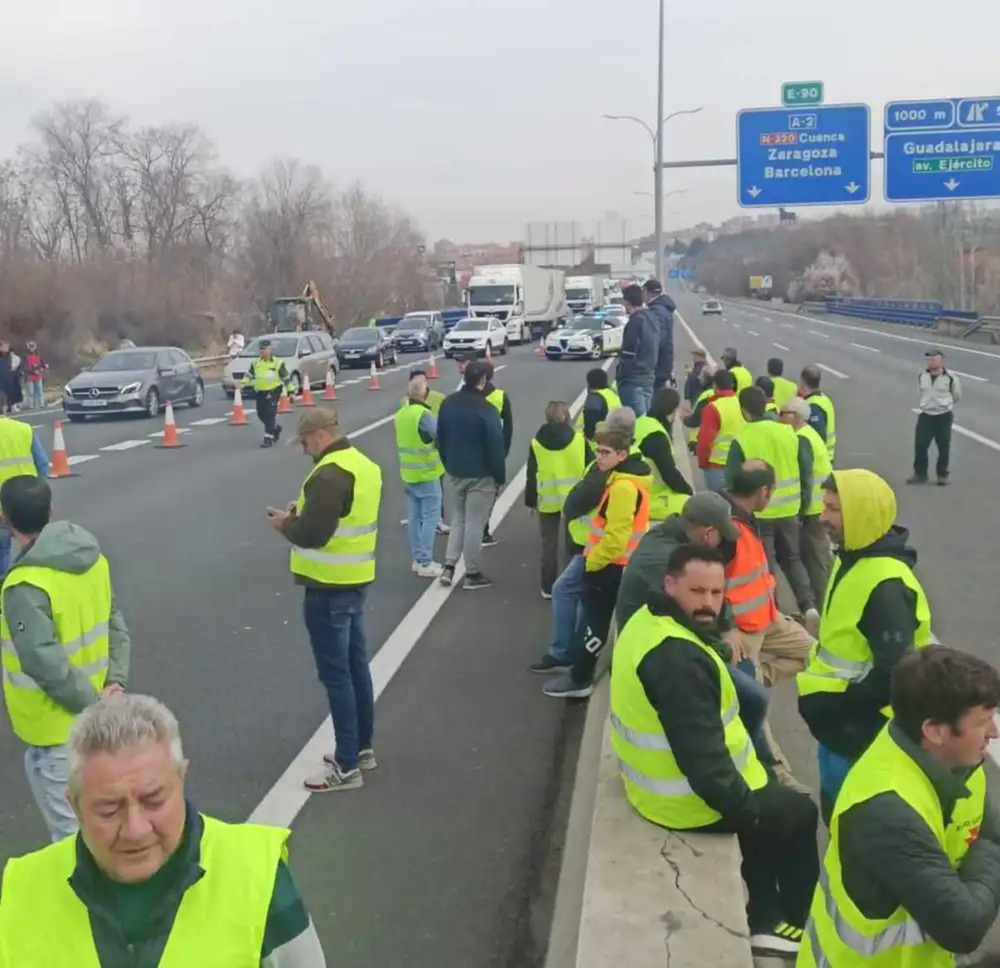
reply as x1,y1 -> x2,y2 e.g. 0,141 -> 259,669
912,157 -> 993,174
781,81 -> 824,106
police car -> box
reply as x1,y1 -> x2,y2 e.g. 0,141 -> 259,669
544,314 -> 625,361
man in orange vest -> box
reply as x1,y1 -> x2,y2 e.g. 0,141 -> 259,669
544,418 -> 651,699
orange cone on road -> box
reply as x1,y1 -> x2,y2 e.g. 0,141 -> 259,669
534,335 -> 546,356
367,361 -> 381,391
48,421 -> 77,478
155,400 -> 186,449
323,366 -> 337,400
230,385 -> 248,426
427,354 -> 439,380
485,341 -> 492,362
299,381 -> 317,407
278,387 -> 294,413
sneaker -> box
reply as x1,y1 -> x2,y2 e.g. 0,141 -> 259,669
750,922 -> 803,958
325,749 -> 378,772
803,607 -> 820,638
906,475 -> 928,484
528,655 -> 573,675
463,572 -> 493,590
540,589 -> 553,600
936,476 -> 949,486
401,518 -> 409,527
439,564 -> 455,587
436,521 -> 451,535
481,531 -> 499,547
543,672 -> 594,699
303,763 -> 364,793
415,561 -> 444,578
273,424 -> 282,441
260,438 -> 273,448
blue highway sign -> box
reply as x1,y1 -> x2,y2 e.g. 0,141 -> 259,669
667,268 -> 693,280
736,103 -> 871,208
884,97 -> 1000,202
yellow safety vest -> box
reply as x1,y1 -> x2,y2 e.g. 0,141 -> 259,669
425,389 -> 445,414
633,415 -> 689,521
289,447 -> 382,586
531,432 -> 586,514
0,815 -> 289,967
485,387 -> 505,414
576,387 -> 622,435
610,607 -> 768,829
797,423 -> 832,516
0,419 -> 36,487
686,386 -> 714,445
765,401 -> 778,415
394,403 -> 443,484
735,419 -> 801,519
729,364 -> 753,393
808,392 -> 837,463
708,395 -> 746,466
772,375 -> 799,409
797,558 -> 931,704
799,725 -> 984,967
245,357 -> 285,392
566,459 -> 596,547
0,556 -> 112,747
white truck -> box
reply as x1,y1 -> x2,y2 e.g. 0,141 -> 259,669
466,264 -> 567,343
564,274 -> 607,315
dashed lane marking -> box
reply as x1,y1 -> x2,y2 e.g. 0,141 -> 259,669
809,330 -> 831,339
818,363 -> 850,379
850,342 -> 882,353
782,322 -> 795,329
100,439 -> 151,452
67,454 -> 99,466
748,329 -> 759,337
189,417 -> 229,426
148,427 -> 192,438
951,370 -> 989,383
773,342 -> 790,351
912,409 -> 1000,454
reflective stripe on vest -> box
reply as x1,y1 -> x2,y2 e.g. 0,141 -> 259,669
394,403 -> 443,484
0,555 -> 112,746
610,607 -> 768,828
584,472 -> 651,565
531,433 -> 586,514
485,387 -> 505,413
0,815 -> 289,967
797,557 -> 931,701
246,357 -> 285,392
0,419 -> 36,488
809,392 -> 837,462
735,419 -> 802,519
797,423 -> 832,516
289,447 -> 382,585
800,725 -> 983,967
725,520 -> 777,632
633,414 -> 689,521
708,395 -> 746,465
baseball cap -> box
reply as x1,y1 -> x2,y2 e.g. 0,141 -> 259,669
643,278 -> 663,293
924,346 -> 944,356
681,491 -> 739,540
292,408 -> 339,442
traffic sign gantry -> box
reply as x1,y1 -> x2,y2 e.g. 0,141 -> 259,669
736,103 -> 871,208
782,81 -> 824,107
884,97 -> 1000,202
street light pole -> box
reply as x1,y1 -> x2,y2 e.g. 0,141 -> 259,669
654,0 -> 665,282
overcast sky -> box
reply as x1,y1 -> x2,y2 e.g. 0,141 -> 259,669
2,0 -> 997,244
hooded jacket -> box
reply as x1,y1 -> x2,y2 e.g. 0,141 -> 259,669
584,453 -> 652,572
645,292 -> 676,387
798,469 -> 925,759
615,309 -> 658,385
2,522 -> 130,715
524,421 -> 594,510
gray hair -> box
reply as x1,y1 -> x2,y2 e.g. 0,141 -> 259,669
604,405 -> 637,434
407,375 -> 428,403
783,397 -> 811,422
68,694 -> 185,797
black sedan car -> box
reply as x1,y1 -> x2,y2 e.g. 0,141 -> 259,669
336,327 -> 398,369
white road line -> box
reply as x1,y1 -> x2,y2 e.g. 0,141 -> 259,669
100,440 -> 150,452
817,363 -> 850,379
147,428 -> 192,438
67,454 -> 99,466
249,357 -> 613,828
850,342 -> 882,353
809,330 -> 831,339
911,408 -> 1000,454
189,417 -> 230,426
748,329 -> 759,337
951,369 -> 988,383
732,322 -> 742,329
773,342 -> 790,351
765,316 -> 774,323
782,322 -> 794,329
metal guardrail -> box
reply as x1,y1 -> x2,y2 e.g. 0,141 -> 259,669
824,297 -> 978,331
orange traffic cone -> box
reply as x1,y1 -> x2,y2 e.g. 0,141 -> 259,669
155,400 -> 186,449
534,335 -> 545,356
367,361 -> 381,391
277,387 -> 293,413
485,341 -> 492,362
322,366 -> 337,400
48,421 -> 78,478
427,354 -> 439,380
230,385 -> 248,426
299,381 -> 316,407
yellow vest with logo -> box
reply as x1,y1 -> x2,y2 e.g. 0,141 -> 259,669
531,432 -> 586,514
0,815 -> 289,967
610,607 -> 768,829
0,419 -> 36,487
772,375 -> 798,409
289,448 -> 381,585
729,364 -> 753,393
394,403 -> 443,484
735,419 -> 801,519
633,415 -> 689,521
808,392 -> 837,462
797,424 -> 832,516
0,557 -> 112,747
797,558 -> 931,704
708,395 -> 746,466
799,725 -> 984,967
246,357 -> 285,392
485,387 -> 505,414
687,386 -> 714,445
576,387 -> 622,435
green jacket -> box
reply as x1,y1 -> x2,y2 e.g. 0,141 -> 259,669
2,521 -> 131,713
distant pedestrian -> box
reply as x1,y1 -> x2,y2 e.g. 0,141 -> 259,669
244,339 -> 291,448
578,367 -> 621,441
908,347 -> 960,486
24,341 -> 48,410
227,328 -> 246,357
642,278 -> 676,391
721,347 -> 753,393
799,365 -> 837,463
615,284 -> 657,416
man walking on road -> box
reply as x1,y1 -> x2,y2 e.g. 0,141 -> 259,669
0,409 -> 49,576
244,339 -> 291,448
615,284 -> 657,416
436,359 -> 506,590
268,408 -> 382,793
642,278 -> 676,391
799,365 -> 837,463
908,347 -> 960,486
0,475 -> 130,841
0,693 -> 327,966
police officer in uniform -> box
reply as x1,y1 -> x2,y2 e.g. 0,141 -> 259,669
244,339 -> 290,448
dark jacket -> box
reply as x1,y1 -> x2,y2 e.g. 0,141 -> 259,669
798,525 -> 922,758
836,722 -> 1000,955
437,386 -> 506,486
485,381 -> 513,455
683,361 -> 708,404
525,421 -> 594,510
804,390 -> 829,441
646,293 -> 676,387
616,309 -> 658,385
582,390 -> 612,440
639,403 -> 694,501
724,414 -> 813,512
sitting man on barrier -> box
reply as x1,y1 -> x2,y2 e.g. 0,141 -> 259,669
611,543 -> 819,960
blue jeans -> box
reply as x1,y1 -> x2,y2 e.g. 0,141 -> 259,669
26,380 -> 44,409
548,554 -> 587,663
0,523 -> 11,577
818,744 -> 854,824
703,466 -> 727,494
617,381 -> 652,417
404,479 -> 442,565
25,744 -> 78,842
733,659 -> 775,764
303,586 -> 375,773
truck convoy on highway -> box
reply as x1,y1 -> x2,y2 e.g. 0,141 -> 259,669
564,274 -> 607,315
466,264 -> 568,343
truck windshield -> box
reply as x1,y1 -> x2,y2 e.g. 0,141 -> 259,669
566,289 -> 591,301
271,300 -> 310,331
469,285 -> 515,306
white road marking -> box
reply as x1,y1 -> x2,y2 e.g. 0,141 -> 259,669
67,454 -> 99,466
809,330 -> 830,339
100,439 -> 150,452
850,342 -> 882,353
748,329 -> 759,337
249,356 -> 611,828
732,322 -> 742,329
911,408 -> 1000,453
189,417 -> 229,426
951,369 -> 988,383
782,322 -> 795,329
818,363 -> 850,379
773,342 -> 790,351
147,427 -> 192,438
765,316 -> 774,323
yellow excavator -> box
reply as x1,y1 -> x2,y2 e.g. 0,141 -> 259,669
270,281 -> 336,335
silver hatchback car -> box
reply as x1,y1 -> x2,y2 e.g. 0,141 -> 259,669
222,333 -> 338,398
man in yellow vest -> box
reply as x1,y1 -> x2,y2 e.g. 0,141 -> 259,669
767,357 -> 799,409
612,542 -> 819,960
267,408 -> 382,793
799,645 -> 1000,966
405,367 -> 450,538
632,387 -> 693,521
396,376 -> 445,578
0,475 -> 130,842
0,693 -> 326,965
0,412 -> 49,575
727,386 -> 819,635
755,375 -> 779,414
799,364 -> 837,463
696,369 -> 745,493
243,339 -> 292,448
779,397 -> 832,608
721,346 -> 753,393
579,367 -> 622,440
797,468 -> 932,823
480,359 -> 512,548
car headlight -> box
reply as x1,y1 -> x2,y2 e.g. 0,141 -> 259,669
120,381 -> 143,395
63,385 -> 72,397
365,347 -> 378,356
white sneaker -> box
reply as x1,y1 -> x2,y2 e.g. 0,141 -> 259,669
804,607 -> 820,638
415,562 -> 444,578
400,518 -> 409,527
